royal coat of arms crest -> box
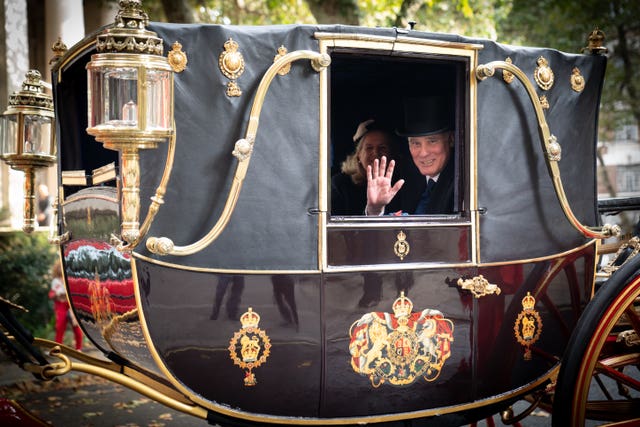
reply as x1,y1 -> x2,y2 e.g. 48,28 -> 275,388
349,292 -> 454,387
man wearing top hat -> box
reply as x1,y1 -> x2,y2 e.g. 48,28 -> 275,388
365,96 -> 455,216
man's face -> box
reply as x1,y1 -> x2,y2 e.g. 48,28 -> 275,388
408,132 -> 452,177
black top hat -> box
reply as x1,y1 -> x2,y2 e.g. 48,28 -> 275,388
396,96 -> 454,137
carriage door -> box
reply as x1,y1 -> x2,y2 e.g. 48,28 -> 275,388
317,34 -> 485,417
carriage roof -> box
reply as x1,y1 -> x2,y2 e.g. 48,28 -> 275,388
53,23 -> 606,271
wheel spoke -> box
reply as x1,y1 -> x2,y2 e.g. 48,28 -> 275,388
584,400 -> 640,421
596,355 -> 640,392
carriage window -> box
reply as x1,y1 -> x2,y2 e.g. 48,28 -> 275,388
329,52 -> 468,220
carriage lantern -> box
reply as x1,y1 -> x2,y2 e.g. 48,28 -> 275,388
1,70 -> 56,233
86,0 -> 173,245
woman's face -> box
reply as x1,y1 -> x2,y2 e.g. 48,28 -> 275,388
357,131 -> 391,169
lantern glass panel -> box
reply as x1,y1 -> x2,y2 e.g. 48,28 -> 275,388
145,69 -> 172,130
23,114 -> 52,155
88,66 -> 138,128
0,114 -> 18,156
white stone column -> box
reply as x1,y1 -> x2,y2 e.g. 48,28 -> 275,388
2,0 -> 29,229
40,0 -> 85,225
44,0 -> 85,66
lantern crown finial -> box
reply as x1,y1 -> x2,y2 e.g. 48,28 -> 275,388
7,70 -> 53,111
582,27 -> 608,55
96,0 -> 163,56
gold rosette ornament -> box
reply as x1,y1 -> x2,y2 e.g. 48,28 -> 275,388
229,307 -> 271,386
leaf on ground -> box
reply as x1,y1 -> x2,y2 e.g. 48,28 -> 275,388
531,409 -> 551,417
158,413 -> 172,420
113,397 -> 150,410
83,411 -> 103,418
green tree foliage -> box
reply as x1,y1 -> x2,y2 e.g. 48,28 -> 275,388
146,0 -> 507,38
0,232 -> 57,335
139,0 -> 638,135
497,0 -> 640,137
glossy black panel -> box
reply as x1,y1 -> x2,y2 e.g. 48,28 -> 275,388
474,245 -> 596,398
138,260 -> 322,417
327,225 -> 471,266
321,268 -> 474,416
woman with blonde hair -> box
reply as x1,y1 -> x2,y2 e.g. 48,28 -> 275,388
331,119 -> 401,215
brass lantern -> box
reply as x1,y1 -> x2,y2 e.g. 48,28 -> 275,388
1,70 -> 56,233
86,0 -> 174,244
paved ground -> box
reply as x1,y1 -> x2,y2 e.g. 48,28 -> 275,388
0,353 -> 553,427
0,346 -> 613,427
0,348 -> 208,427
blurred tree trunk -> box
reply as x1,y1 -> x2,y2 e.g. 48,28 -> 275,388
160,0 -> 195,23
306,0 -> 359,25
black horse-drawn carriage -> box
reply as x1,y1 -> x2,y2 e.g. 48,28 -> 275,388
1,1 -> 639,426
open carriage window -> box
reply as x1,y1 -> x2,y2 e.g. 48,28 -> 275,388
329,52 -> 469,220
324,46 -> 474,267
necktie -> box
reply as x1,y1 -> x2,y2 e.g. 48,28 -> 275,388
415,179 -> 436,214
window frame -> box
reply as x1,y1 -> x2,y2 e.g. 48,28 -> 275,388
317,33 -> 481,271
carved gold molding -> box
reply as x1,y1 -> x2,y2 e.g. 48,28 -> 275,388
570,67 -> 585,92
456,275 -> 501,298
274,45 -> 291,76
502,57 -> 514,84
394,231 -> 410,260
219,38 -> 245,97
534,56 -> 554,91
514,292 -> 542,360
167,41 -> 187,73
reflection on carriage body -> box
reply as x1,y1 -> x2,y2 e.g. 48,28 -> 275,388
2,2 -> 640,426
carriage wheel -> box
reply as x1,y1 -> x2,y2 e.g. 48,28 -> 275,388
552,256 -> 640,426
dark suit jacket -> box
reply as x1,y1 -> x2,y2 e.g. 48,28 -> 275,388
331,173 -> 367,216
396,157 -> 455,215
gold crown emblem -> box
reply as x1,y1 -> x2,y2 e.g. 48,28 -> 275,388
240,335 -> 260,362
521,292 -> 536,311
392,291 -> 413,318
224,38 -> 239,52
240,307 -> 260,328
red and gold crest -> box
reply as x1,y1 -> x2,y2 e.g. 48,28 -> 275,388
348,292 -> 454,387
514,292 -> 542,360
229,307 -> 271,386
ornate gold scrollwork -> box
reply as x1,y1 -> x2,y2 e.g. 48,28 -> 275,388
394,231 -> 410,260
616,329 -> 640,347
274,45 -> 291,76
349,292 -> 454,387
219,38 -> 245,97
475,59 -> 619,240
167,41 -> 187,73
456,275 -> 501,298
502,57 -> 514,84
534,56 -> 554,91
570,67 -> 585,92
601,236 -> 640,275
228,307 -> 271,386
514,292 -> 542,360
